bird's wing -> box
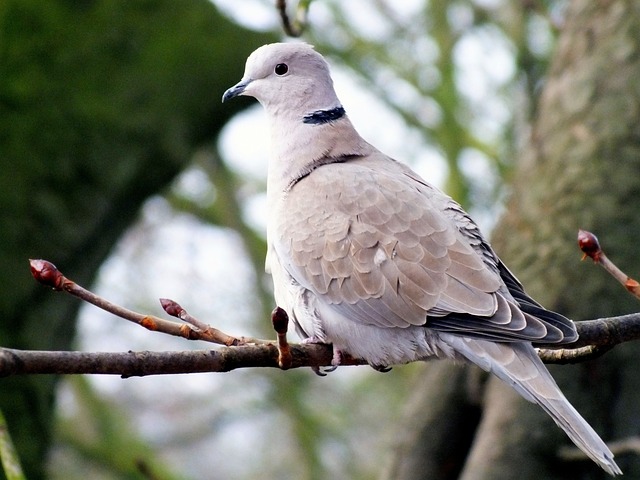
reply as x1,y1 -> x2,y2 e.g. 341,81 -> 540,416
274,157 -> 504,329
398,165 -> 578,343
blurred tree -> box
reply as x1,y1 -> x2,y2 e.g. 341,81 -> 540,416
383,0 -> 640,478
3,0 -> 640,479
306,0 -> 523,213
0,1 -> 271,478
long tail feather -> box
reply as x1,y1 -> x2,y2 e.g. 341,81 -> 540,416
440,333 -> 622,475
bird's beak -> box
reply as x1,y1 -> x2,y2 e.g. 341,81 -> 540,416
222,79 -> 250,103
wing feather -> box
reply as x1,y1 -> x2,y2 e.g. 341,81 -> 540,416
273,156 -> 574,343
275,159 -> 502,329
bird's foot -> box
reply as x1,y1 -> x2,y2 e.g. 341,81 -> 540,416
331,345 -> 344,367
301,337 -> 340,376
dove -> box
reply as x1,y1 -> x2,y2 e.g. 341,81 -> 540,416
222,42 -> 621,475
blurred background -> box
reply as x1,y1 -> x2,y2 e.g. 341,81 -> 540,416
2,1 -> 640,479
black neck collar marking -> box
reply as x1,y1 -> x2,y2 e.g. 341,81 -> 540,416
303,106 -> 346,125
286,154 -> 362,192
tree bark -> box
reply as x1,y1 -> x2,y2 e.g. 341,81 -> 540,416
385,1 -> 640,478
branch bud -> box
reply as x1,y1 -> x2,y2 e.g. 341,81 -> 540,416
271,307 -> 289,334
29,259 -> 65,290
577,229 -> 602,262
159,298 -> 184,317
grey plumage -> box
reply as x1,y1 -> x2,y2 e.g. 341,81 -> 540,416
223,42 -> 621,475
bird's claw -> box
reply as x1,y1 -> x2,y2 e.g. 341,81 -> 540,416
312,365 -> 337,376
371,364 -> 392,373
302,337 -> 342,375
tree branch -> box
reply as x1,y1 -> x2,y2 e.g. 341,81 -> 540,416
11,232 -> 640,379
535,229 -> 640,363
275,0 -> 312,37
0,344 -> 342,377
535,312 -> 640,363
27,259 -> 267,347
578,229 -> 640,299
1,313 -> 639,377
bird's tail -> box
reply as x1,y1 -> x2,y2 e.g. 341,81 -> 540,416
440,333 -> 622,476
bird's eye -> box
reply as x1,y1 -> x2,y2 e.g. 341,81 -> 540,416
274,63 -> 289,76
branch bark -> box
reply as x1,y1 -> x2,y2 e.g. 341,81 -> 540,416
1,312 -> 640,377
0,258 -> 630,378
0,344 -> 344,377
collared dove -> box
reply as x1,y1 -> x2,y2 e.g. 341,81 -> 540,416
222,42 -> 621,475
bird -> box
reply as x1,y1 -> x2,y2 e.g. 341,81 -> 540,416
222,42 -> 622,475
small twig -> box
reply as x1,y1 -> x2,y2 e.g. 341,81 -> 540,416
21,257 -> 640,376
537,344 -> 613,364
159,298 -> 268,346
537,313 -> 640,363
275,0 -> 312,37
271,307 -> 293,369
578,230 -> 640,299
29,259 -> 262,346
559,435 -> 640,462
4,310 -> 640,377
2,312 -> 640,377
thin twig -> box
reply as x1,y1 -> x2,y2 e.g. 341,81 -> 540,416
159,298 -> 269,346
537,344 -> 613,364
271,307 -> 293,369
275,0 -> 311,37
537,313 -> 640,363
559,435 -> 640,462
578,229 -> 640,299
28,259 -> 265,346
21,252 -> 640,375
1,312 -> 640,377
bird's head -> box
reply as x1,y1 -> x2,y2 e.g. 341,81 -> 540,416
222,42 -> 342,117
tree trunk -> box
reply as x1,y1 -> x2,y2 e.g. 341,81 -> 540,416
384,1 -> 640,478
0,2 -> 271,478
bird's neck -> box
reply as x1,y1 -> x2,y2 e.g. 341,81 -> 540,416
266,105 -> 374,195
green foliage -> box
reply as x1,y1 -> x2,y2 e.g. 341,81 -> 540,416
0,1 -> 272,478
0,409 -> 25,480
0,0 -> 267,319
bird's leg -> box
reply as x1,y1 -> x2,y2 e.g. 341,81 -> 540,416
331,345 -> 344,367
302,337 -> 342,365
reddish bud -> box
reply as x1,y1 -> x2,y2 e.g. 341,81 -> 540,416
160,298 -> 183,317
577,229 -> 601,262
29,259 -> 65,290
271,306 -> 289,334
